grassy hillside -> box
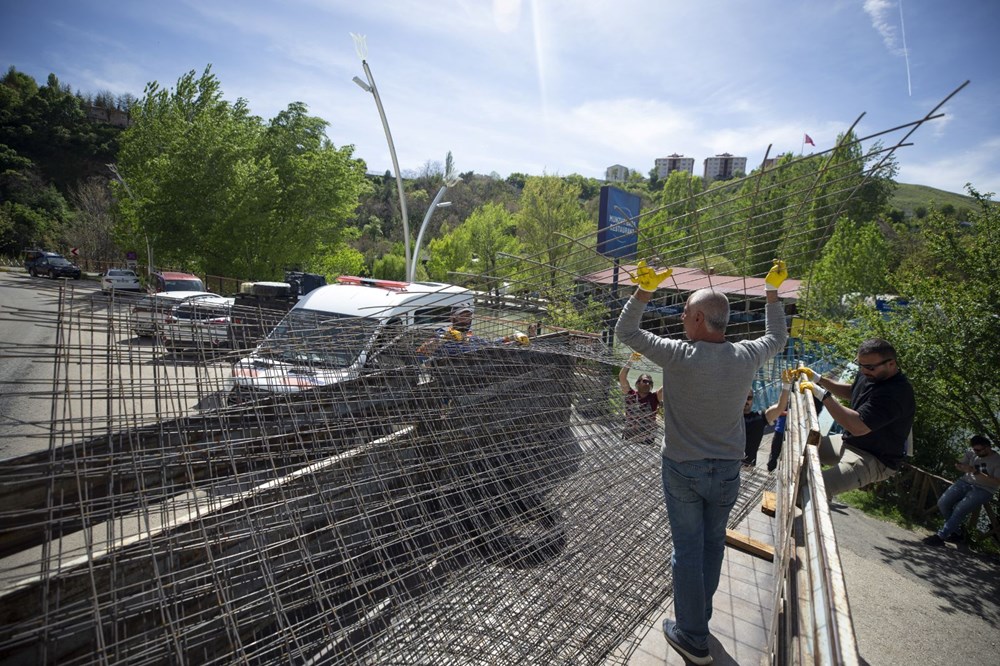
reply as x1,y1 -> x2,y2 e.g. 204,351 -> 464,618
891,182 -> 976,218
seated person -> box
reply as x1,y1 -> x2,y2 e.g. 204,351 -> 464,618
796,338 -> 916,498
924,435 -> 1000,545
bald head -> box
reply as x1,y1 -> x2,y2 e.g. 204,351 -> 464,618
688,289 -> 730,333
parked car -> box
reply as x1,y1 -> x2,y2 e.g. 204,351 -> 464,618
160,295 -> 235,354
29,255 -> 82,279
150,271 -> 205,293
23,249 -> 60,272
100,268 -> 143,292
231,276 -> 472,396
131,291 -> 219,338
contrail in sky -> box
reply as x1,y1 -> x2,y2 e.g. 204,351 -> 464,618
899,0 -> 912,96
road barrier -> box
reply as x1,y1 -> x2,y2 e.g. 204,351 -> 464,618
765,387 -> 860,665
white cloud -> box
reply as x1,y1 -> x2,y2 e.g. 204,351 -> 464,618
897,136 -> 1000,195
863,0 -> 902,54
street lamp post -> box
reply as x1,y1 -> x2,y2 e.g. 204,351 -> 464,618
351,34 -> 411,276
106,163 -> 162,419
410,186 -> 454,282
107,164 -> 153,278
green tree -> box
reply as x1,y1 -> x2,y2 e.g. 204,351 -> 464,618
819,188 -> 999,476
802,131 -> 897,263
425,224 -> 471,284
734,153 -> 811,276
647,168 -> 662,193
514,175 -> 588,294
805,217 -> 892,315
115,66 -> 369,279
0,67 -> 116,253
372,253 -> 407,281
67,177 -> 117,265
545,295 -> 608,333
505,172 -> 528,191
642,170 -> 703,264
315,243 -> 366,279
463,202 -> 520,298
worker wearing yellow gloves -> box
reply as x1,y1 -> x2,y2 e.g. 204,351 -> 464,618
616,258 -> 788,665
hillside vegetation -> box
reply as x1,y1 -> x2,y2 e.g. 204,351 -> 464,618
891,182 -> 977,218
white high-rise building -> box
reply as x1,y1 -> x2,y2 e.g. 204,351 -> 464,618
654,154 -> 695,179
702,153 -> 747,183
605,164 -> 629,183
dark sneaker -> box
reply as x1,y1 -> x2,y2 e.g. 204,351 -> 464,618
944,533 -> 964,544
923,534 -> 945,546
662,619 -> 712,665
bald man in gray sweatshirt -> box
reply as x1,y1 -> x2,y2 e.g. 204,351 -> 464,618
615,260 -> 788,665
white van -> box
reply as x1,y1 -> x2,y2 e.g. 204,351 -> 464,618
230,276 -> 473,395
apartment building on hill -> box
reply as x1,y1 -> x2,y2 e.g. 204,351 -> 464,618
703,153 -> 747,183
654,154 -> 695,178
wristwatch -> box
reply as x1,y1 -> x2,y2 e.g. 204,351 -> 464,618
820,389 -> 832,402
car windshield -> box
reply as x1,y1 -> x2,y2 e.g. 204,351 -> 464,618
110,270 -> 136,277
164,278 -> 204,291
261,309 -> 378,369
51,257 -> 73,266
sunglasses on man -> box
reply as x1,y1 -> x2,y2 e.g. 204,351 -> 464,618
856,358 -> 893,371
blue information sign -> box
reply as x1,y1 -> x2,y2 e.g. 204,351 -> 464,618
597,186 -> 640,259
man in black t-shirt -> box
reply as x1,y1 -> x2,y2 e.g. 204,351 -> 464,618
741,394 -> 768,467
742,369 -> 794,467
796,338 -> 916,498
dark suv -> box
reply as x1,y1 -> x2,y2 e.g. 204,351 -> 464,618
28,253 -> 82,279
24,250 -> 59,271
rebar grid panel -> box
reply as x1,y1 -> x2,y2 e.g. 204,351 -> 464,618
0,92 -> 958,664
0,295 -> 773,664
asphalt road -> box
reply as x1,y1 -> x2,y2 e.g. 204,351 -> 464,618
0,270 -> 232,459
0,271 -> 66,456
830,501 -> 1000,665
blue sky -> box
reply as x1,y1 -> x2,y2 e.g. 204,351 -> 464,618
3,0 -> 998,196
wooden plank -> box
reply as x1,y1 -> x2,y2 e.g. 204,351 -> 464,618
761,491 -> 777,516
726,528 -> 775,561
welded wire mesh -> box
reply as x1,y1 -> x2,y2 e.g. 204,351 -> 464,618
0,93 -> 956,664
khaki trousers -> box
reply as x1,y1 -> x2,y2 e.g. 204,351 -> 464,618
818,434 -> 897,498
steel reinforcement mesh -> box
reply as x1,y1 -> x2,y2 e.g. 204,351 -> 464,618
0,95 -> 955,664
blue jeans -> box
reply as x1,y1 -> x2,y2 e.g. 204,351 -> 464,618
937,478 -> 994,538
661,456 -> 742,650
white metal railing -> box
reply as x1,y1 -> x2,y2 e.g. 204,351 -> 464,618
766,387 -> 860,665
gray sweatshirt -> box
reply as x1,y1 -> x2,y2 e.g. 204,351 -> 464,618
615,297 -> 787,462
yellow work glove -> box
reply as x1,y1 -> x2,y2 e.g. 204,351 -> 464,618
780,368 -> 795,391
445,328 -> 464,342
799,381 -> 825,400
793,366 -> 822,383
633,260 -> 673,292
765,259 -> 788,292
630,352 -> 643,362
512,331 -> 529,346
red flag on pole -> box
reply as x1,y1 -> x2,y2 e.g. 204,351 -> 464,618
804,133 -> 815,146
